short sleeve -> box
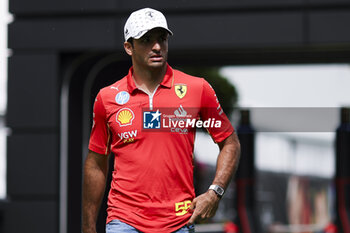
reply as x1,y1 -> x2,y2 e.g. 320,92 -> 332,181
88,91 -> 111,155
200,79 -> 234,143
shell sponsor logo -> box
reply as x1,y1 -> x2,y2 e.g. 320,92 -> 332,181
116,108 -> 135,127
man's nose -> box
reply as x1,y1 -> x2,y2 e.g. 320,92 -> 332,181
152,41 -> 161,51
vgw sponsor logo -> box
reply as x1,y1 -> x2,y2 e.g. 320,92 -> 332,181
118,130 -> 137,143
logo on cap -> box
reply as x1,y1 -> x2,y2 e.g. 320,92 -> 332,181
145,11 -> 155,20
175,84 -> 187,99
116,108 -> 135,127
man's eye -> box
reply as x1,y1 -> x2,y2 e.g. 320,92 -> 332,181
141,37 -> 150,43
159,36 -> 167,42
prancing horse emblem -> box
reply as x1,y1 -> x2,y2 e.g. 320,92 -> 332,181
146,11 -> 155,20
175,84 -> 187,99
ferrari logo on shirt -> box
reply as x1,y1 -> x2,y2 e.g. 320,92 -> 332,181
175,84 -> 187,99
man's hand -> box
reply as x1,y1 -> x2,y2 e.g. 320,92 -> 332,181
187,190 -> 220,225
187,133 -> 240,225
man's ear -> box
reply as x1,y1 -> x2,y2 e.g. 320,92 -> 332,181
124,42 -> 133,56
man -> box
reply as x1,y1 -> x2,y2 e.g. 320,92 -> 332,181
82,8 -> 240,233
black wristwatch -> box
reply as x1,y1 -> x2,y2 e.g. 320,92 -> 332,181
209,184 -> 225,198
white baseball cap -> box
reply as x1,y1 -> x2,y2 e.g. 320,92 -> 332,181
124,8 -> 173,42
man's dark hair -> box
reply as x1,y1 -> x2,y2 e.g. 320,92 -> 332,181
127,38 -> 134,47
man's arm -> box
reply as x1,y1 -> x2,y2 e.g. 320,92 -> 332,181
82,150 -> 109,233
188,133 -> 240,225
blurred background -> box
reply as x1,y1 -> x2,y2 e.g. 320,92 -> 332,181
1,1 -> 350,233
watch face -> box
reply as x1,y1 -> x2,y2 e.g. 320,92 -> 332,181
210,185 -> 225,196
216,186 -> 224,195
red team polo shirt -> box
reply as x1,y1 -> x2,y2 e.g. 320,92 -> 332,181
89,64 -> 234,232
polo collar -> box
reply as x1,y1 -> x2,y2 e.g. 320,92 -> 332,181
127,64 -> 174,93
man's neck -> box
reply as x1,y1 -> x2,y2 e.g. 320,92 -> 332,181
132,64 -> 167,94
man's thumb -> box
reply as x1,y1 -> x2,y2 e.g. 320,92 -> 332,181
189,198 -> 197,211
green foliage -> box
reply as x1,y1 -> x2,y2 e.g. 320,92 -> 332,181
180,66 -> 238,117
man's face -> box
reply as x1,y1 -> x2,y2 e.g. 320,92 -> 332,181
125,28 -> 169,70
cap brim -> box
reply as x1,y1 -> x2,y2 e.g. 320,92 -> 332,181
133,27 -> 173,40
